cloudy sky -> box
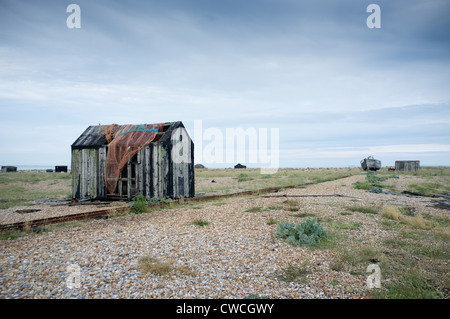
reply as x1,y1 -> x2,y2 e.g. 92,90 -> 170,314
1,0 -> 449,169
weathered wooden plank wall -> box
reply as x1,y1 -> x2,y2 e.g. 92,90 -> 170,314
72,148 -> 100,199
395,161 -> 420,171
170,126 -> 194,198
98,146 -> 107,198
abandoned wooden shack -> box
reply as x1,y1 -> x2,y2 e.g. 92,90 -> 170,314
395,160 -> 420,171
71,121 -> 194,201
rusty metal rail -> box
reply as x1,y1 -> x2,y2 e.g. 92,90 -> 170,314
0,185 -> 301,231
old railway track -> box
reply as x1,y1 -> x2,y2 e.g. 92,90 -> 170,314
1,185 -> 303,231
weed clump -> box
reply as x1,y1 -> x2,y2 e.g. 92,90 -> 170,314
353,171 -> 386,191
131,195 -> 148,214
276,263 -> 311,283
382,205 -> 432,229
191,219 -> 211,227
366,171 -> 386,184
382,206 -> 402,220
236,173 -> 253,182
138,256 -> 195,277
369,187 -> 383,193
276,217 -> 325,246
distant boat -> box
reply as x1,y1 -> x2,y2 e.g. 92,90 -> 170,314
360,156 -> 381,171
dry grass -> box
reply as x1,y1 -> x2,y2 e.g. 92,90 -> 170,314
138,256 -> 196,277
382,206 -> 402,221
435,227 -> 450,241
382,205 -> 432,229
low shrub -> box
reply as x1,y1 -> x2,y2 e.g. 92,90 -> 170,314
245,206 -> 265,213
366,171 -> 386,184
353,181 -> 370,190
345,205 -> 378,215
276,217 -> 325,246
276,263 -> 311,283
131,195 -> 148,214
236,173 -> 253,182
138,256 -> 195,277
191,219 -> 211,227
369,187 -> 383,193
382,206 -> 402,221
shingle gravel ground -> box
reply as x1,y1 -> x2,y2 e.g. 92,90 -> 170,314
0,175 -> 446,299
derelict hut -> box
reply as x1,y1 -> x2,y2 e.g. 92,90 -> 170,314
71,121 -> 194,201
395,160 -> 420,172
234,163 -> 246,169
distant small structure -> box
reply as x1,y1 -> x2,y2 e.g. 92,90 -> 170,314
395,160 -> 420,172
234,163 -> 246,169
194,164 -> 207,169
55,166 -> 68,173
1,166 -> 17,172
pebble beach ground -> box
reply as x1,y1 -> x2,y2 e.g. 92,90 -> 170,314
0,174 -> 447,299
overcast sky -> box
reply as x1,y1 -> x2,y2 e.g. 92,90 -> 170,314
1,0 -> 449,169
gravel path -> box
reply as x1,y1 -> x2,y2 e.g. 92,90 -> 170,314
0,175 -> 446,299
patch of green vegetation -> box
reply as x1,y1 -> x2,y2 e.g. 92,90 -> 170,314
276,263 -> 311,283
0,220 -> 84,240
0,229 -> 26,240
191,219 -> 211,227
335,221 -> 361,230
366,171 -> 386,185
379,219 -> 401,229
244,294 -> 266,299
245,206 -> 267,213
408,182 -> 450,196
331,246 -> 381,273
292,212 -> 316,218
276,217 -> 325,246
353,181 -> 370,190
236,173 -> 253,182
368,187 -> 383,193
282,199 -> 299,206
371,224 -> 450,299
345,205 -> 379,215
212,201 -> 226,206
0,171 -> 72,209
330,279 -> 340,286
131,195 -> 148,214
339,211 -> 352,216
369,269 -> 445,299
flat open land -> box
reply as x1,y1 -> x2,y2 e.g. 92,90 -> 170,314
0,167 -> 449,299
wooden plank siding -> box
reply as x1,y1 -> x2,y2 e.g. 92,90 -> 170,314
72,148 -> 100,200
395,161 -> 420,171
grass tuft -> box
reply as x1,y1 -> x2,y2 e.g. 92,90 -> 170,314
138,256 -> 195,277
191,219 -> 211,227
